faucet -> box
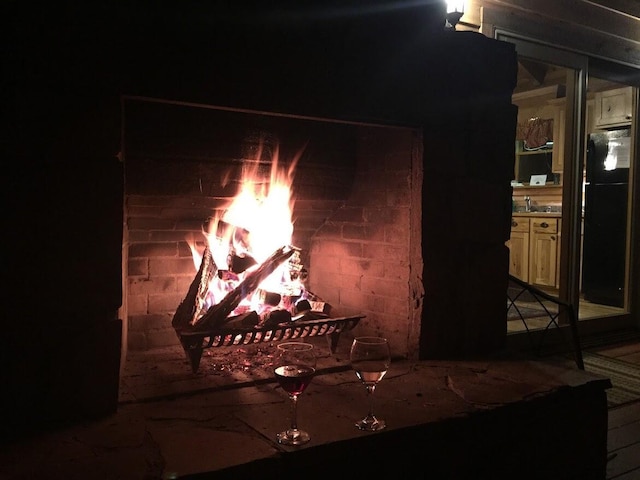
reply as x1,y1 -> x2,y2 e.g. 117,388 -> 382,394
524,196 -> 531,212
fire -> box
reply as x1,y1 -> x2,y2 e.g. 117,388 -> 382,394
221,143 -> 297,262
187,142 -> 309,324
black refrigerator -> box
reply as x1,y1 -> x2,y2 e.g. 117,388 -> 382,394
582,127 -> 631,308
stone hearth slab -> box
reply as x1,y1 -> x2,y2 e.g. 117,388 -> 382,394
1,357 -> 610,479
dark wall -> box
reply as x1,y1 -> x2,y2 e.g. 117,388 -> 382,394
4,0 -> 517,437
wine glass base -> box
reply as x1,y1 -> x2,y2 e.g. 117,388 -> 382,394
277,429 -> 311,446
355,417 -> 386,432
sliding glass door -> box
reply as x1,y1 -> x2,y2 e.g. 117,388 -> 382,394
498,34 -> 637,338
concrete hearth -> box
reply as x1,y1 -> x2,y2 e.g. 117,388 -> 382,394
2,338 -> 611,479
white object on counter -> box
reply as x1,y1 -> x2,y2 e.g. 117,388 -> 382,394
530,174 -> 547,185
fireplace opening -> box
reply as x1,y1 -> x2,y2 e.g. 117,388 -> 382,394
122,96 -> 423,388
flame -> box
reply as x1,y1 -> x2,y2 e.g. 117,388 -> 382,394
189,141 -> 306,320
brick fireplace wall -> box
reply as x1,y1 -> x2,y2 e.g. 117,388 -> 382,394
309,126 -> 423,359
123,100 -> 421,358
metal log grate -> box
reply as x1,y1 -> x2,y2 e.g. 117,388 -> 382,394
178,315 -> 364,373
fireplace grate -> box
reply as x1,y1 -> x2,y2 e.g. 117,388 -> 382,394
177,315 -> 364,373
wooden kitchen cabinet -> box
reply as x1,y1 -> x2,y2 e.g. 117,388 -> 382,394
514,95 -> 565,182
507,217 -> 529,281
594,87 -> 633,129
529,217 -> 559,289
550,100 -> 565,174
508,215 -> 561,290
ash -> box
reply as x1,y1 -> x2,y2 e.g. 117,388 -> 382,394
203,343 -> 279,375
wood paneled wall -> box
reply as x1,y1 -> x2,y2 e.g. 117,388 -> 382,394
457,0 -> 639,68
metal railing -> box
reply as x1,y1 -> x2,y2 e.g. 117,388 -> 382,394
507,274 -> 584,370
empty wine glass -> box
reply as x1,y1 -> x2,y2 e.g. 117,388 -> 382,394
350,336 -> 391,431
273,342 -> 316,445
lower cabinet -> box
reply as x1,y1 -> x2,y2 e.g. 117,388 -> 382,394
507,217 -> 529,281
529,217 -> 559,288
508,216 -> 560,289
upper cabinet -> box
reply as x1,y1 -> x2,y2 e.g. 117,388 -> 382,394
513,86 -> 566,183
549,99 -> 565,174
593,87 -> 633,129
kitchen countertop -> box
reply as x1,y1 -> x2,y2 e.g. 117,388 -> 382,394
512,211 -> 562,218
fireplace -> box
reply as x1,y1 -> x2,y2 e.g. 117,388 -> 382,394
122,98 -> 423,363
5,3 -> 518,438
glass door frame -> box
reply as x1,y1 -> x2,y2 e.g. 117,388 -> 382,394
495,31 -> 638,335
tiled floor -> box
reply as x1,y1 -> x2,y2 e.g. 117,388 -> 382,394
585,336 -> 640,480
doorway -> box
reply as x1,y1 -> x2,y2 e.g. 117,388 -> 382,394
501,36 -> 637,338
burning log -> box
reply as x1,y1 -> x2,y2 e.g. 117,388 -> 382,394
172,244 -> 362,374
228,253 -> 257,274
172,244 -> 218,331
173,245 -> 298,333
223,311 -> 260,329
263,308 -> 293,327
196,245 -> 298,330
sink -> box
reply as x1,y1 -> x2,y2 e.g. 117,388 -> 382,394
532,206 -> 561,213
514,205 -> 561,213
515,205 -> 562,213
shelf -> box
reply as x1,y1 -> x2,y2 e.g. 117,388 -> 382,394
512,184 -> 561,189
517,149 -> 553,156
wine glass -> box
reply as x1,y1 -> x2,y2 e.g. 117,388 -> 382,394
273,342 -> 316,445
350,336 -> 391,431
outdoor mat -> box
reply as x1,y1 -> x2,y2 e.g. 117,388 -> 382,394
582,352 -> 640,407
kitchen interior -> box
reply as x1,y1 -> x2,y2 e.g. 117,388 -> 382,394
507,55 -> 634,334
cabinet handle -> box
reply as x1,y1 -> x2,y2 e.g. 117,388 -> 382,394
511,220 -> 518,227
540,222 -> 549,228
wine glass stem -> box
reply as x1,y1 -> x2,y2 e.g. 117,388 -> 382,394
289,394 -> 299,431
366,384 -> 377,419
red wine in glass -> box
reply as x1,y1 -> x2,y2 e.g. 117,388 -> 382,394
275,365 -> 315,395
273,342 -> 316,445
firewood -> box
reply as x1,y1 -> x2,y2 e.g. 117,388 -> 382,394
294,299 -> 311,314
223,310 -> 260,329
191,245 -> 298,331
228,253 -> 257,274
172,245 -> 218,331
259,309 -> 291,328
291,310 -> 329,322
258,289 -> 282,306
